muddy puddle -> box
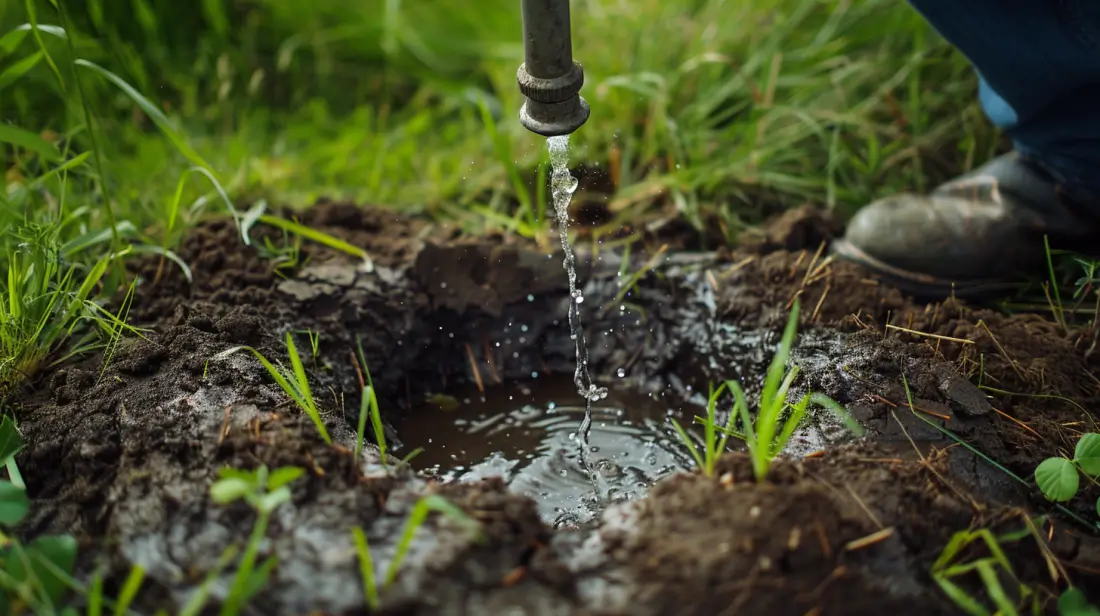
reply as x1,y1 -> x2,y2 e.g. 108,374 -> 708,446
402,376 -> 697,527
8,203 -> 1100,615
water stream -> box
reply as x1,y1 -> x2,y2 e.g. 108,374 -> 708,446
547,135 -> 609,503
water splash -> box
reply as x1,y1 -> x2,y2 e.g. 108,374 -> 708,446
547,135 -> 608,499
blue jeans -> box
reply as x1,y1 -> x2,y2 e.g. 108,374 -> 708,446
909,0 -> 1100,205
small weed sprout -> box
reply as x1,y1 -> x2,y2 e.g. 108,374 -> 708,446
670,382 -> 738,477
354,336 -> 422,468
703,299 -> 864,482
1034,432 -> 1100,516
215,332 -> 332,444
291,329 -> 321,364
257,229 -> 304,280
350,495 -> 483,610
256,213 -> 374,272
209,465 -> 305,616
931,526 -> 1039,615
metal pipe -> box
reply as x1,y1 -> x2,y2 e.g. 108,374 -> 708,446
517,0 -> 589,137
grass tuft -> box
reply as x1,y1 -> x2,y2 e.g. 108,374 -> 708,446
352,494 -> 482,610
696,299 -> 864,482
353,335 -> 422,468
671,381 -> 738,477
215,332 -> 332,445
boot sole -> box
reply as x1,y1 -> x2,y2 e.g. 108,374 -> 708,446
830,239 -> 1023,301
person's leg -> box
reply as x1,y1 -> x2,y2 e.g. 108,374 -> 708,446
908,0 -> 1100,205
833,0 -> 1100,298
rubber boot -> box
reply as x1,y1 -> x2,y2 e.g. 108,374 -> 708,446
831,152 -> 1100,299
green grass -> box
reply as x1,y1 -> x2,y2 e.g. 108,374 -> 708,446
353,335 -> 422,469
209,464 -> 305,616
930,526 -> 1040,616
351,494 -> 483,610
0,0 -> 1012,412
671,381 -> 739,477
4,0 -> 993,233
698,299 -> 864,482
0,0 -> 1005,407
215,332 -> 332,445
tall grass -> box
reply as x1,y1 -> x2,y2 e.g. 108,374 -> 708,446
3,0 -> 990,235
0,0 -> 1000,408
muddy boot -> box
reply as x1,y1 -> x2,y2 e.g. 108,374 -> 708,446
831,152 -> 1100,299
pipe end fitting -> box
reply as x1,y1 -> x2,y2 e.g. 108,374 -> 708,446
517,61 -> 589,137
520,96 -> 590,137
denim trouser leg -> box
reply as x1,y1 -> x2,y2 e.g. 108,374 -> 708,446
906,0 -> 1100,205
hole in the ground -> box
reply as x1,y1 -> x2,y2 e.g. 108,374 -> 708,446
398,375 -> 701,527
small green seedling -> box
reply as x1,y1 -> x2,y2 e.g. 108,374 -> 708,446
671,382 -> 738,477
258,230 -> 304,280
350,494 -> 483,610
353,336 -> 421,469
1034,433 -> 1100,516
291,330 -> 321,364
706,299 -> 864,482
0,416 -> 79,614
209,465 -> 305,616
215,332 -> 332,444
257,214 -> 374,272
931,526 -> 1039,616
83,564 -> 146,616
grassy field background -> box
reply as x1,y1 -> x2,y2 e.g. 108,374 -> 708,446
0,0 -> 1001,395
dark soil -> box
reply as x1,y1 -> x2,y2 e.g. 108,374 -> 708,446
9,200 -> 1100,615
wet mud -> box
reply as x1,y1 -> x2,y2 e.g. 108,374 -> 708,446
9,201 -> 1100,614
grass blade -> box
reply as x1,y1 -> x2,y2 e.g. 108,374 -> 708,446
128,244 -> 193,283
215,344 -> 331,445
384,495 -> 481,586
285,332 -> 330,444
731,380 -> 761,480
714,382 -> 742,457
773,395 -> 811,455
75,59 -> 212,172
366,385 -> 388,465
671,418 -> 705,471
0,123 -> 61,161
809,392 -> 864,436
351,526 -> 379,609
113,565 -> 145,616
285,333 -> 315,413
258,215 -> 373,271
355,387 -> 370,461
761,365 -> 800,458
0,51 -> 44,91
23,0 -> 64,90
